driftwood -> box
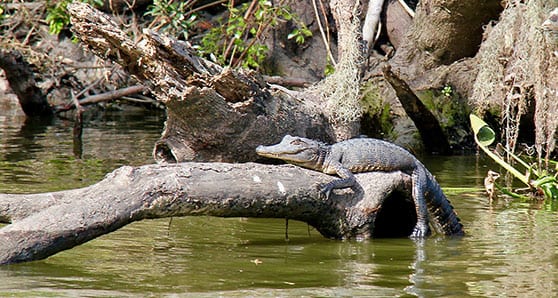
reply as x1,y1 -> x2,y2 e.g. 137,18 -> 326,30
0,162 -> 414,265
54,85 -> 147,112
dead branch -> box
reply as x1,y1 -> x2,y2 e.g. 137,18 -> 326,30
67,2 -> 336,163
54,85 -> 147,112
0,50 -> 53,117
382,64 -> 451,154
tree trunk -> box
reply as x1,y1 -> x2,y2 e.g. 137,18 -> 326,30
0,50 -> 53,117
359,0 -> 502,151
69,2 -> 336,163
382,64 -> 450,154
390,0 -> 503,81
0,162 -> 415,265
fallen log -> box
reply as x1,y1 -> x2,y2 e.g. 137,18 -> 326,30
0,162 -> 415,265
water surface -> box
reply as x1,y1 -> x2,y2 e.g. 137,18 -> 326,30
1,102 -> 557,297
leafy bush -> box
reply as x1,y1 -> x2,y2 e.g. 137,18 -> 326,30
145,0 -> 197,40
196,0 -> 311,69
46,0 -> 103,35
470,114 -> 558,200
44,0 -> 311,70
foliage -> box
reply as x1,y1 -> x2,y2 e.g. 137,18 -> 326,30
145,0 -> 197,40
43,0 -> 311,70
441,85 -> 452,98
287,27 -> 312,45
0,4 -> 5,22
324,61 -> 335,76
197,0 -> 311,69
470,114 -> 558,200
46,0 -> 103,35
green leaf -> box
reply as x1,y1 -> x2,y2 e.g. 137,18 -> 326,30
469,114 -> 530,186
469,114 -> 495,147
539,182 -> 558,200
287,29 -> 299,40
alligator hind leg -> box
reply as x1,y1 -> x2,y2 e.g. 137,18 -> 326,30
410,167 -> 431,238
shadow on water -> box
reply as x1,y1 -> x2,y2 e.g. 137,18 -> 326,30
2,99 -> 558,296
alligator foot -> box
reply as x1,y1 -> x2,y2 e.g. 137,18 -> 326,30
318,184 -> 332,200
410,224 -> 431,238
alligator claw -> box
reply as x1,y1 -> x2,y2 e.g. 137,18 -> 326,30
318,184 -> 332,199
410,224 -> 431,238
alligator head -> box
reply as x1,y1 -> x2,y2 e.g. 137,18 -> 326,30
256,135 -> 328,169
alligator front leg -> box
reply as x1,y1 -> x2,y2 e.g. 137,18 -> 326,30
320,163 -> 357,198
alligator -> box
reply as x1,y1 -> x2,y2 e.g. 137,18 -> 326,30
256,135 -> 464,238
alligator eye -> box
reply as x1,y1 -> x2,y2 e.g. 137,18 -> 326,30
290,139 -> 305,145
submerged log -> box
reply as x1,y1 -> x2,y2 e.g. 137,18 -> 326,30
0,162 -> 415,265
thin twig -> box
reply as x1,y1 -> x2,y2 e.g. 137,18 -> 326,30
232,0 -> 288,68
397,0 -> 415,18
78,85 -> 146,105
312,0 -> 336,65
187,0 -> 228,16
54,85 -> 146,112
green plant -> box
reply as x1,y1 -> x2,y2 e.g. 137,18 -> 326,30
145,0 -> 197,40
470,114 -> 558,199
197,0 -> 311,69
324,61 -> 335,76
287,27 -> 312,45
441,85 -> 453,97
0,4 -> 5,22
46,0 -> 103,35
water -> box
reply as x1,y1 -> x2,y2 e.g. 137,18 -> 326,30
2,102 -> 558,296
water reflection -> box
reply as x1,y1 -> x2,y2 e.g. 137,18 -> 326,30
0,104 -> 165,193
1,116 -> 54,162
2,102 -> 558,296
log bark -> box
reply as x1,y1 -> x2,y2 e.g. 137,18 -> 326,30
0,162 -> 414,265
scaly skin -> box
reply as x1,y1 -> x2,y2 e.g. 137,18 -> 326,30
256,135 -> 464,238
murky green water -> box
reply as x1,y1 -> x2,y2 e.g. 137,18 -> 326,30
2,102 -> 558,296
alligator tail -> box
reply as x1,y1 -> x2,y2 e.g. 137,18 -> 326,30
422,166 -> 465,236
